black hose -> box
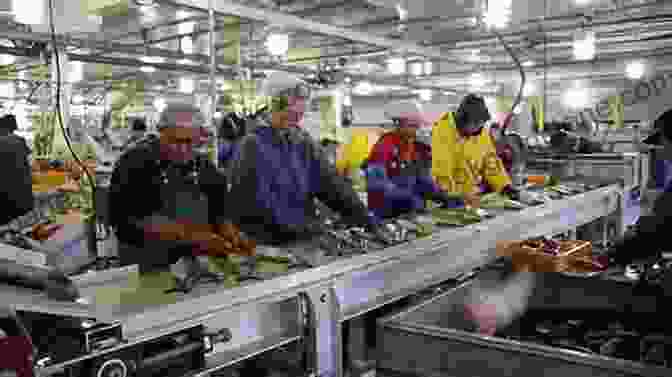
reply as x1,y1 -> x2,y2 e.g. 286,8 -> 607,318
48,0 -> 98,257
492,29 -> 526,127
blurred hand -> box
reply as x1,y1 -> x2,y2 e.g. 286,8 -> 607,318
463,191 -> 481,208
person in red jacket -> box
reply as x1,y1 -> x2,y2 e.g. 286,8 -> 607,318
366,100 -> 461,219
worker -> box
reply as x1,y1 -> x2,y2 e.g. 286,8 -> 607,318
0,114 -> 34,226
218,113 -> 246,170
432,94 -> 515,206
366,100 -> 463,219
108,103 -> 230,272
608,110 -> 672,266
228,71 -> 387,245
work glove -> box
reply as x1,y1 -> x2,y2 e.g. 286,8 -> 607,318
501,185 -> 520,201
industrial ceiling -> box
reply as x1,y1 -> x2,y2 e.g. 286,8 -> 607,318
0,0 -> 671,115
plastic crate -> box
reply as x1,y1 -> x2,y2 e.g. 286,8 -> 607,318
497,240 -> 593,273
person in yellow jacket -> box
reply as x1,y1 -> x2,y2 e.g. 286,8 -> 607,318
432,94 -> 514,205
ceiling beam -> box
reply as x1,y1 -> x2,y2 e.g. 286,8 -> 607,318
170,0 -> 451,60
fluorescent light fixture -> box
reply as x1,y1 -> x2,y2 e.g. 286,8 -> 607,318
395,3 -> 408,21
140,66 -> 156,73
573,30 -> 596,61
266,33 -> 289,57
214,112 -> 223,118
387,57 -> 406,75
523,82 -> 536,97
410,62 -> 423,76
417,89 -> 432,102
483,0 -> 512,29
179,77 -> 195,94
0,82 -> 15,98
522,60 -> 535,67
574,0 -> 592,5
0,54 -> 16,66
177,17 -> 196,35
443,91 -> 453,96
69,61 -> 84,83
177,59 -> 196,66
353,81 -> 374,95
141,56 -> 166,64
470,72 -> 487,88
563,87 -> 590,109
626,61 -> 645,80
12,0 -> 44,25
72,94 -> 84,105
181,37 -> 194,54
424,61 -> 433,75
153,97 -> 166,112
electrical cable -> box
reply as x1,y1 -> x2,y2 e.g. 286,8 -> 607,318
492,29 -> 526,124
47,0 -> 99,259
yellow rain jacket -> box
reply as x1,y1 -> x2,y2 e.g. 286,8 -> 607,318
432,112 -> 511,195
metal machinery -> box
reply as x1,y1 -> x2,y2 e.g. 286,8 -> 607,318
0,182 -> 622,377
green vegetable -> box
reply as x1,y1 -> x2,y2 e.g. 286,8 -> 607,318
479,193 -> 525,210
256,261 -> 289,274
431,207 -> 482,226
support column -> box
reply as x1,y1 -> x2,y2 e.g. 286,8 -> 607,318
208,0 -> 219,167
302,285 -> 342,377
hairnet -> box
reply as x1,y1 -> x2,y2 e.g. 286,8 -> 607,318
157,103 -> 206,130
384,100 -> 431,128
260,71 -> 311,98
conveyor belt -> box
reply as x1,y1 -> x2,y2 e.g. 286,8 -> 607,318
12,184 -> 622,377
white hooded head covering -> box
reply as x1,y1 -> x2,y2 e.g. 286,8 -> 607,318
384,100 -> 431,128
259,71 -> 310,98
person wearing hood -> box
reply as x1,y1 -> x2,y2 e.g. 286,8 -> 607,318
432,94 -> 514,206
108,103 -> 230,272
0,114 -> 34,226
366,100 -> 463,219
228,72 -> 384,245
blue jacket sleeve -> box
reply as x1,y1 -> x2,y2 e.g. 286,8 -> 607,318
366,141 -> 416,202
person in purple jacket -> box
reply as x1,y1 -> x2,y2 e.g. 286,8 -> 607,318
228,72 -> 387,245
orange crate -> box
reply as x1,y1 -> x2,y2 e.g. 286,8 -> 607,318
497,240 -> 592,273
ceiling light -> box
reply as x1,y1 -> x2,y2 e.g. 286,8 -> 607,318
395,3 -> 408,22
410,62 -> 423,76
179,77 -> 195,94
177,59 -> 196,66
0,54 -> 16,66
417,89 -> 432,102
343,94 -> 352,106
72,94 -> 84,105
563,87 -> 590,109
12,0 -> 44,25
573,30 -> 596,61
522,60 -> 535,67
140,66 -> 156,73
423,61 -> 433,75
266,33 -> 289,57
181,37 -> 194,54
574,0 -> 592,5
141,56 -> 166,64
69,61 -> 84,83
177,11 -> 196,34
470,72 -> 487,88
353,81 -> 374,95
153,97 -> 166,112
0,82 -> 15,98
626,61 -> 645,80
483,0 -> 512,29
523,82 -> 536,97
387,57 -> 406,75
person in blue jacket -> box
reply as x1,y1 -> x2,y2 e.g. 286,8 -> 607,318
366,100 -> 461,219
228,72 -> 385,245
